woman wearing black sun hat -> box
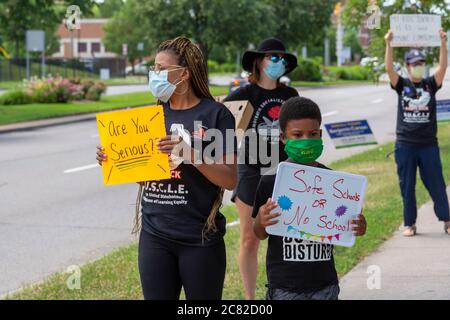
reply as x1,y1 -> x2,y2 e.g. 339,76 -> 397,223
223,37 -> 299,300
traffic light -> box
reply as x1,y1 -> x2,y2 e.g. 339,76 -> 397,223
334,2 -> 342,16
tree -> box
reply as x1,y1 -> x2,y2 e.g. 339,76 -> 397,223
0,0 -> 96,57
97,0 -> 125,18
265,0 -> 336,49
343,0 -> 450,63
102,0 -> 150,73
344,27 -> 363,60
136,0 -> 275,59
103,0 -> 337,68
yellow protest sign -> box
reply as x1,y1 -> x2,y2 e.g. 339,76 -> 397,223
96,105 -> 171,185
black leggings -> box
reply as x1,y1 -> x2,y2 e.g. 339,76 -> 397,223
138,229 -> 226,300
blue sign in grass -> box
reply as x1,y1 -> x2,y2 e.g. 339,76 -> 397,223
325,120 -> 377,149
437,100 -> 450,122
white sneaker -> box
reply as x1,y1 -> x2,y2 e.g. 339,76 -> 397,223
403,225 -> 417,237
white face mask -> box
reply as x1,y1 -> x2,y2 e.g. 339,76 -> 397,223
148,69 -> 183,103
410,65 -> 425,80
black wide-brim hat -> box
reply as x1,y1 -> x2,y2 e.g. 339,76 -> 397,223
242,38 -> 298,76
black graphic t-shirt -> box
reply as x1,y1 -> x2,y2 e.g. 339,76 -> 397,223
252,163 -> 339,293
141,98 -> 237,246
223,84 -> 299,169
392,76 -> 441,146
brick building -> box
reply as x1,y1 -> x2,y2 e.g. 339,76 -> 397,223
51,19 -> 117,59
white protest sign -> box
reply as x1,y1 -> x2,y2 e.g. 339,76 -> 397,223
267,162 -> 367,247
390,14 -> 441,47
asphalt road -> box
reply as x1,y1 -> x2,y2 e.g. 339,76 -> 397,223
2,78 -> 450,296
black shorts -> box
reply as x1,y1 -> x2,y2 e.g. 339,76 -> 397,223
231,164 -> 262,207
266,284 -> 340,300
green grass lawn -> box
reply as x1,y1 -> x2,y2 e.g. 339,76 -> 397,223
103,76 -> 148,86
0,86 -> 229,126
0,80 -> 26,90
292,79 -> 381,88
6,122 -> 450,300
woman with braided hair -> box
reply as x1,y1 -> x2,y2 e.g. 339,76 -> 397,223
96,37 -> 237,300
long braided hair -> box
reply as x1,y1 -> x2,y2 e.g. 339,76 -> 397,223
133,37 -> 224,241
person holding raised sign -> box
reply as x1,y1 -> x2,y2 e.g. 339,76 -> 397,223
385,29 -> 450,237
222,38 -> 299,300
252,97 -> 367,300
97,37 -> 237,300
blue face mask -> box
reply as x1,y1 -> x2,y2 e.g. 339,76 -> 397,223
264,60 -> 286,80
148,70 -> 183,103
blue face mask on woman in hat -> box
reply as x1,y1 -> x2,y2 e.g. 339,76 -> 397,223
263,54 -> 287,80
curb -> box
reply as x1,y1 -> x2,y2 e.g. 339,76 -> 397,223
295,81 -> 390,91
0,113 -> 98,134
0,104 -> 149,135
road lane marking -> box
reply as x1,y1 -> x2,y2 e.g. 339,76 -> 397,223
64,163 -> 99,174
371,98 -> 384,104
322,110 -> 339,118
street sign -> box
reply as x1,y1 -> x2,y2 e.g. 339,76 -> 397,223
100,68 -> 110,81
325,120 -> 377,149
25,30 -> 46,79
26,30 -> 45,52
437,99 -> 450,122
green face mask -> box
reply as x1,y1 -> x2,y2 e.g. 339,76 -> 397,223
284,138 -> 324,164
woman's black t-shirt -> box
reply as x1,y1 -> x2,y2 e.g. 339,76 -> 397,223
252,163 -> 339,293
141,98 -> 237,246
223,84 -> 299,170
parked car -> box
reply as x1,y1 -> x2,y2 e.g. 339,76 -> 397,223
360,56 -> 401,72
229,71 -> 291,93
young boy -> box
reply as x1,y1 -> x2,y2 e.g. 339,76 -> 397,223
252,96 -> 367,300
385,29 -> 450,236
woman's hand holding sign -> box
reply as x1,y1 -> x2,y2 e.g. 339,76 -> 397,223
96,145 -> 107,165
157,135 -> 200,170
156,135 -> 182,154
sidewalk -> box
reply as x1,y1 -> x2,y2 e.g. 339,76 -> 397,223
339,186 -> 450,300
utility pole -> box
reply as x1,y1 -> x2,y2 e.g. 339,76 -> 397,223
335,2 -> 343,67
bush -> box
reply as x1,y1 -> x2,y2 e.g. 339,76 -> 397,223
0,89 -> 32,105
0,76 -> 107,105
289,58 -> 323,82
208,60 -> 236,74
326,65 -> 370,81
85,81 -> 107,101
